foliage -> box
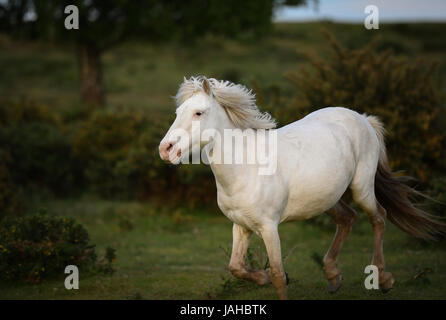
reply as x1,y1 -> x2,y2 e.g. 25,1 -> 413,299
12,0 -> 277,44
405,268 -> 434,288
172,209 -> 193,225
111,124 -> 176,199
0,98 -> 217,206
262,31 -> 445,181
0,99 -> 82,199
0,1 -> 317,43
70,108 -> 217,204
0,98 -> 58,125
0,210 -> 96,283
428,177 -> 446,217
118,217 -> 134,232
0,0 -> 290,105
71,109 -> 147,197
96,246 -> 116,275
0,159 -> 22,220
70,109 -> 182,199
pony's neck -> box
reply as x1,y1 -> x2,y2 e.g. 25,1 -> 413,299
207,109 -> 254,193
209,142 -> 250,195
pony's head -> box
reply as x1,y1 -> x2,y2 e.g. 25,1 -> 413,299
159,76 -> 276,164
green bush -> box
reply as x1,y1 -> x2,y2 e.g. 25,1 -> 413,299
0,99 -> 59,126
261,31 -> 444,181
0,159 -> 22,220
96,246 -> 117,275
71,109 -> 151,197
0,211 -> 97,283
0,99 -> 81,196
428,177 -> 446,217
112,126 -> 174,199
70,109 -> 216,204
0,98 -> 216,205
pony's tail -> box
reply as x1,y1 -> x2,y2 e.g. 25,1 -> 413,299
365,114 -> 446,241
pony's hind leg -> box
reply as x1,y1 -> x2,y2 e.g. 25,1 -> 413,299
351,182 -> 395,293
228,223 -> 270,285
323,200 -> 356,293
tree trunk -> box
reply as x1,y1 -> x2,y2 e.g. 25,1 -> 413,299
77,43 -> 105,106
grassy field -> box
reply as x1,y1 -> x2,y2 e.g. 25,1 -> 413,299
1,22 -> 446,299
0,199 -> 445,300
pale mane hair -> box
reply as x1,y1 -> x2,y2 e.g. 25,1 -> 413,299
174,76 -> 277,129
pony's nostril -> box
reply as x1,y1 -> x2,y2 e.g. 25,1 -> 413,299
167,143 -> 173,152
177,149 -> 181,158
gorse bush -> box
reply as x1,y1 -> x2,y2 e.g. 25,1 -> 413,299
428,177 -> 446,218
0,99 -> 81,199
71,109 -> 181,199
111,124 -> 176,199
260,31 -> 444,181
0,160 -> 22,220
1,122 -> 78,192
71,109 -> 148,197
70,108 -> 217,204
0,98 -> 216,209
0,211 -> 97,283
96,246 -> 117,275
0,99 -> 59,125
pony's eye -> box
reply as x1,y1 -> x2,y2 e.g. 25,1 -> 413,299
195,112 -> 202,116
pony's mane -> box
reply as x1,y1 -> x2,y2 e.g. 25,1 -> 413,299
175,76 -> 277,129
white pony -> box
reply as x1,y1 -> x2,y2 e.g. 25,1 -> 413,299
159,76 -> 445,299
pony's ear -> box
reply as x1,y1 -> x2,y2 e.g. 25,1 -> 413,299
202,78 -> 213,97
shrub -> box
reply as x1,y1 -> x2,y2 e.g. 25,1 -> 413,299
96,246 -> 116,275
71,109 -> 216,204
112,126 -> 174,199
0,99 -> 81,196
0,211 -> 97,283
428,177 -> 446,217
0,159 -> 22,220
0,99 -> 59,126
0,98 -> 217,204
263,31 -> 444,181
71,109 -> 149,197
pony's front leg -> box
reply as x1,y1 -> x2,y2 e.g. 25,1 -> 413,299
260,224 -> 287,300
228,223 -> 270,285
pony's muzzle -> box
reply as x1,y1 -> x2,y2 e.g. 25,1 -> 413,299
159,141 -> 181,163
159,142 -> 173,162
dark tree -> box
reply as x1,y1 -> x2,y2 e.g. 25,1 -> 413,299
0,0 -> 313,106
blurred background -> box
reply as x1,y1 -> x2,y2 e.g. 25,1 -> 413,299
0,0 -> 445,299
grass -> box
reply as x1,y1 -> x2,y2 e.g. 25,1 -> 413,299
0,199 -> 445,300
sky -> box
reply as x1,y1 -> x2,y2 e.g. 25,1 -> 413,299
274,0 -> 446,22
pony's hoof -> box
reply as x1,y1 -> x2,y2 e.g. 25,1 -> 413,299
328,273 -> 343,294
380,272 -> 395,293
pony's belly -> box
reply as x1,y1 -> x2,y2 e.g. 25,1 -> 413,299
280,204 -> 332,222
281,183 -> 348,222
